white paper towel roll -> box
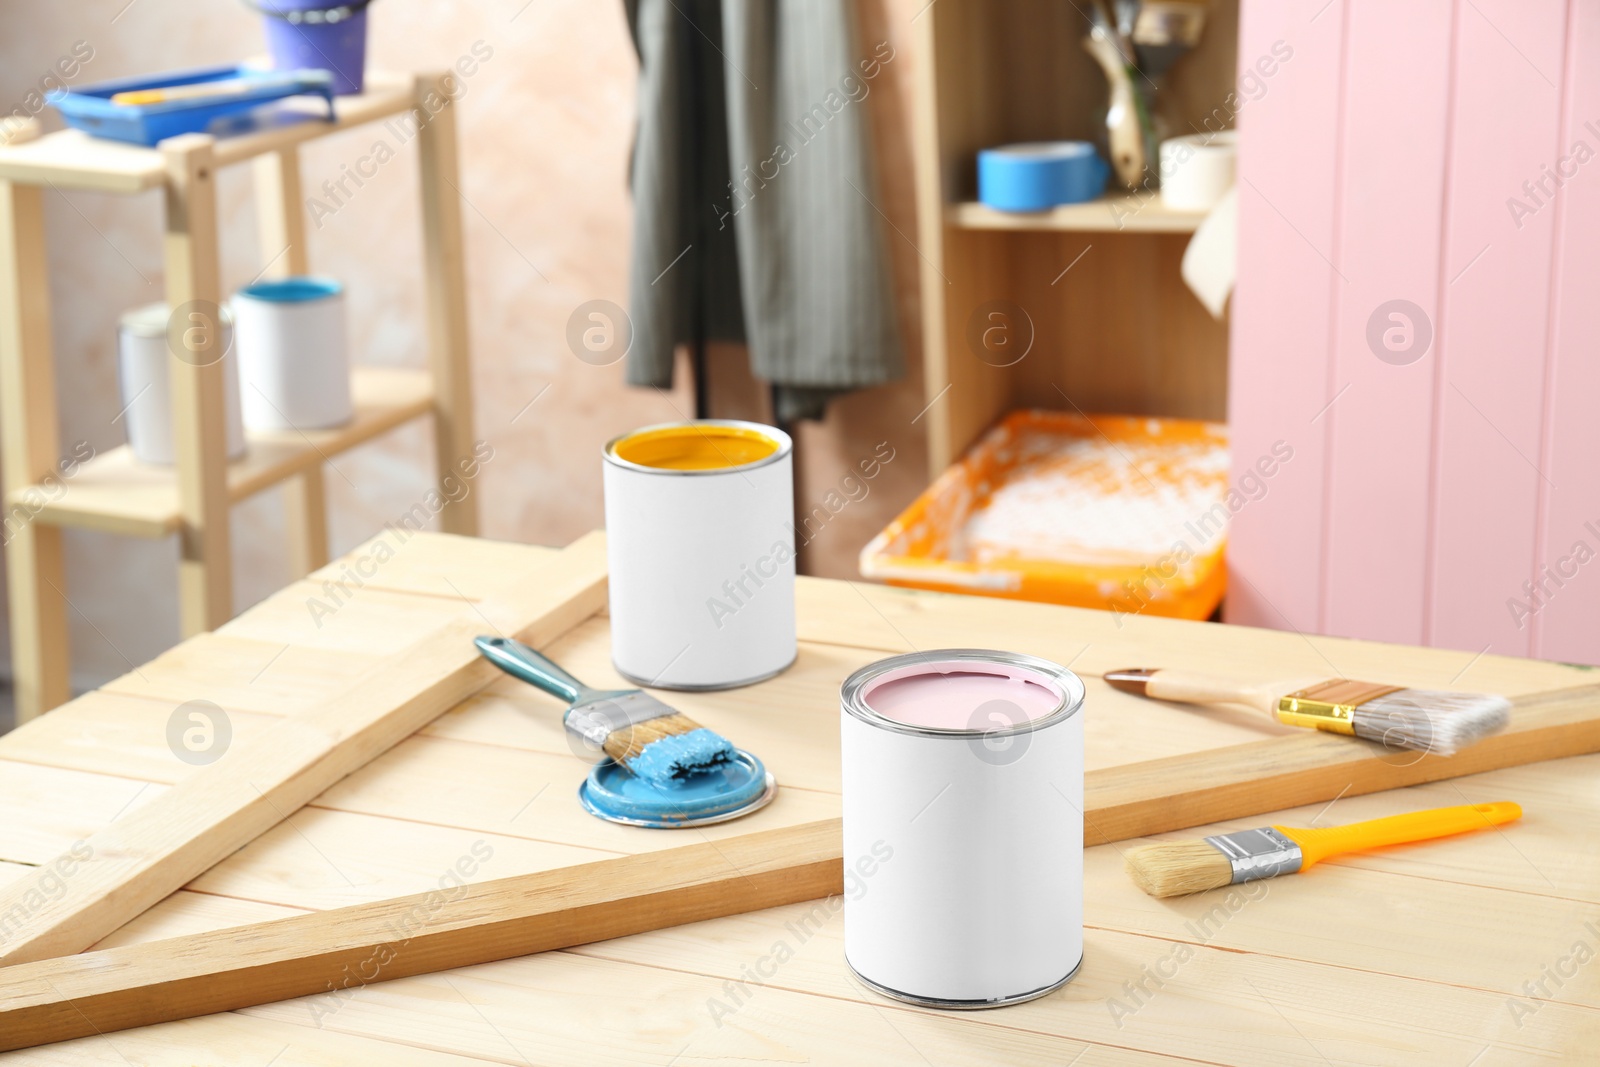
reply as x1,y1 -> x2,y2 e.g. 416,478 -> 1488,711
1160,131 -> 1237,212
1182,186 -> 1237,319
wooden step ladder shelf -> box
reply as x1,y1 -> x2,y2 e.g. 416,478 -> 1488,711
0,71 -> 479,723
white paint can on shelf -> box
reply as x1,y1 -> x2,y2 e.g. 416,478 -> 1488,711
840,649 -> 1086,1008
232,277 -> 352,431
117,302 -> 246,465
602,420 -> 796,691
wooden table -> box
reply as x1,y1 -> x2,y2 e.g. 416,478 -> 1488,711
1,532 -> 1595,1064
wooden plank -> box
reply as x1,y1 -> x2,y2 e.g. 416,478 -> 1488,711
1322,0 -> 1454,644
947,197 -> 1206,234
0,759 -> 160,866
254,949 -> 1165,1067
795,572 -> 1591,698
0,533 -> 607,965
218,577 -> 468,657
0,821 -> 842,1052
552,900 -> 1594,1064
1141,752 -> 1600,904
100,633 -> 379,714
308,530 -> 555,601
299,738 -> 840,862
0,117 -> 71,721
184,807 -> 616,912
93,891 -> 304,950
1427,0 -> 1567,656
162,134 -> 233,635
4,1011 -> 501,1066
414,71 -> 479,537
9,367 -> 434,538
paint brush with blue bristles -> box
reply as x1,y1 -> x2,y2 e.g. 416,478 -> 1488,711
475,636 -> 735,784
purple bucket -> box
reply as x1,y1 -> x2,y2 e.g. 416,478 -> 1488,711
256,0 -> 372,96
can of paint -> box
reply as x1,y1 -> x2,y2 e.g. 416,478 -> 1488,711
117,303 -> 247,465
602,419 -> 796,690
840,649 -> 1086,1008
231,277 -> 352,431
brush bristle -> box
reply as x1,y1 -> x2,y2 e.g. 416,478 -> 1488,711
1351,690 -> 1511,756
1124,840 -> 1234,898
605,713 -> 735,783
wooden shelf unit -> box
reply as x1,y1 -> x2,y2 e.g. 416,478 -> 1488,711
0,71 -> 479,722
911,0 -> 1239,475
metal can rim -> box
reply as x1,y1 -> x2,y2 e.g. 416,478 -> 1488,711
602,419 -> 794,477
840,648 -> 1085,739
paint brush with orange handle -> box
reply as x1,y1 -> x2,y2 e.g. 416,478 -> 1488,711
1124,801 -> 1522,897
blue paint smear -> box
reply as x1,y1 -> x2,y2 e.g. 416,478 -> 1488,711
625,728 -> 735,786
580,749 -> 769,826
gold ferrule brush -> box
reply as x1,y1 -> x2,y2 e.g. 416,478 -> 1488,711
1275,679 -> 1405,735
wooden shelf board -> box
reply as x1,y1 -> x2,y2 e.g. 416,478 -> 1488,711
0,72 -> 416,194
948,195 -> 1208,234
11,366 -> 434,538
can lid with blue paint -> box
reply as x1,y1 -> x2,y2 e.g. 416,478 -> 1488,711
578,749 -> 776,828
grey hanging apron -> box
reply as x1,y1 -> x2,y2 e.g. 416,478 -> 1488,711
623,0 -> 903,421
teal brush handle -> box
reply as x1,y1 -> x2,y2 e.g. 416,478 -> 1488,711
475,636 -> 602,704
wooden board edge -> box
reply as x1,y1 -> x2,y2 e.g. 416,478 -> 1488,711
0,820 -> 844,1052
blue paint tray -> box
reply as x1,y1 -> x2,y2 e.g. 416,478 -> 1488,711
47,65 -> 335,147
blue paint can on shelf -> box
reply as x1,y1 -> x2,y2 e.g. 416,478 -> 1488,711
977,142 -> 1109,212
253,0 -> 374,95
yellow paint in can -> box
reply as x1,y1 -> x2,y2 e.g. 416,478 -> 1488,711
612,424 -> 779,471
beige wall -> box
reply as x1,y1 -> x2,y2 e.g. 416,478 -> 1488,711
0,0 -> 927,691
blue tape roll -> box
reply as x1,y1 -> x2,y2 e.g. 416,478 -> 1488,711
977,142 -> 1109,212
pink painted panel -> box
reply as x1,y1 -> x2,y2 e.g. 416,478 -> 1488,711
1532,0 -> 1600,664
1321,0 -> 1454,644
1426,0 -> 1567,658
1225,0 -> 1345,633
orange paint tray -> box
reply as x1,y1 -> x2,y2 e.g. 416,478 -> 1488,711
860,411 -> 1231,620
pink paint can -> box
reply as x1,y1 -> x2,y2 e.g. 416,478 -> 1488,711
840,649 -> 1085,1008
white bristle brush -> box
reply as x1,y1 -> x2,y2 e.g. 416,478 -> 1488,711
1104,668 -> 1511,756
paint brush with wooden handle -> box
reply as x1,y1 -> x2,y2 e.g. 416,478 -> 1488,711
1103,668 -> 1511,756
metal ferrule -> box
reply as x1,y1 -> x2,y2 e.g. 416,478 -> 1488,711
1204,827 -> 1303,884
1276,679 -> 1403,735
563,691 -> 674,754
1275,695 -> 1358,734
